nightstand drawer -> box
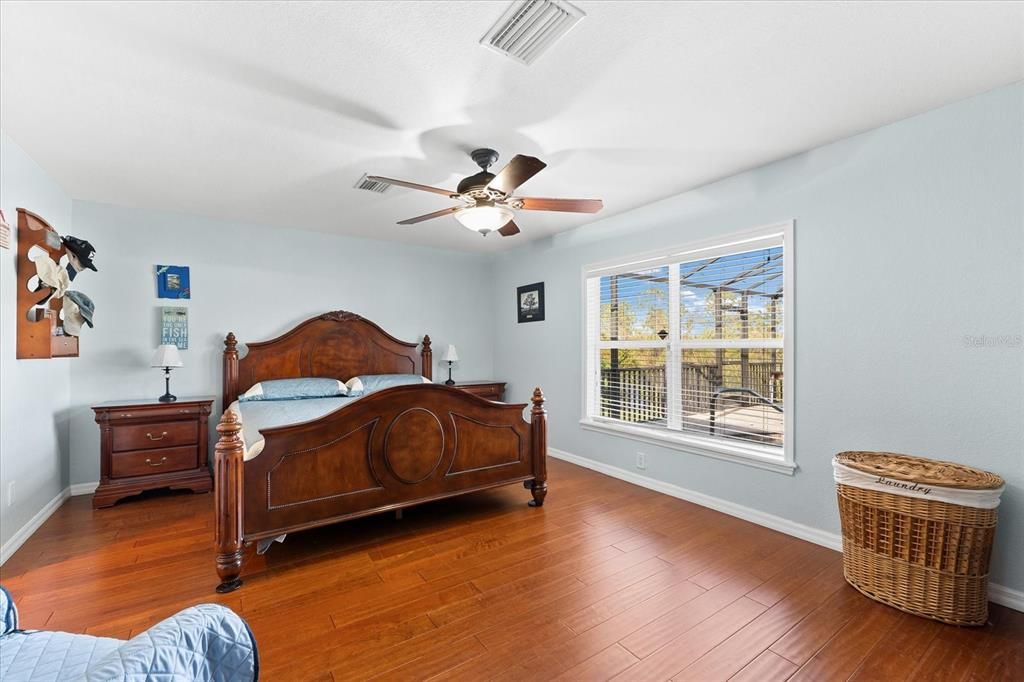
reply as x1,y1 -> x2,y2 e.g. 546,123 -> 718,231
111,446 -> 197,478
108,405 -> 202,420
93,397 -> 214,508
113,420 -> 198,452
461,385 -> 503,400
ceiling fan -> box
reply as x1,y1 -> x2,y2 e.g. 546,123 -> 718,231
367,148 -> 603,237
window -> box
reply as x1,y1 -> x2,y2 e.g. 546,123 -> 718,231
582,222 -> 794,473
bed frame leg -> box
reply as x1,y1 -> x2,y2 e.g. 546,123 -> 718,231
215,409 -> 246,593
528,481 -> 548,507
529,387 -> 548,507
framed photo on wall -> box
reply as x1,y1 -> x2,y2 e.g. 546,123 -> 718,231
156,265 -> 191,299
517,282 -> 545,323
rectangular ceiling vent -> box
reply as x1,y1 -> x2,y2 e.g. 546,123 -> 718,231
480,0 -> 585,66
354,174 -> 391,194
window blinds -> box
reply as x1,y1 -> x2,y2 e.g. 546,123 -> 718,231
585,232 -> 786,451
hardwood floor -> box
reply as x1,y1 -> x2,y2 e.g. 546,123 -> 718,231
2,458 -> 1021,681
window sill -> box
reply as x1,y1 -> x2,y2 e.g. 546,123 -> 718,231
578,418 -> 797,475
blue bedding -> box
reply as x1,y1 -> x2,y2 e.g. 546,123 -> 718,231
0,586 -> 258,682
234,396 -> 358,459
233,375 -> 433,460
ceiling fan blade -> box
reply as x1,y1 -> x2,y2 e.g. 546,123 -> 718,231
397,206 -> 460,225
517,197 -> 603,213
497,220 -> 521,237
366,176 -> 458,197
487,155 -> 547,195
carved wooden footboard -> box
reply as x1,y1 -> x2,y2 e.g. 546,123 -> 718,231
213,311 -> 547,592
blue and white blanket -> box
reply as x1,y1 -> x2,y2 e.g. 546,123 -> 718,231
0,586 -> 258,682
230,396 -> 357,460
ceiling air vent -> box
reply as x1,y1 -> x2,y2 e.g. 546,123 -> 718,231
354,174 -> 391,194
480,0 -> 585,66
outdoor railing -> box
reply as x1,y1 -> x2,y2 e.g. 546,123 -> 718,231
709,387 -> 783,437
600,362 -> 783,424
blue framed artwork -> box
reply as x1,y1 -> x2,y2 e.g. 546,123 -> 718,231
156,265 -> 190,299
160,306 -> 188,349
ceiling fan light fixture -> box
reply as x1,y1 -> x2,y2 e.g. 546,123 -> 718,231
454,204 -> 514,235
372,147 -> 602,235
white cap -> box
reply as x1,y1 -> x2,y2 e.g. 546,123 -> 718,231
33,254 -> 70,299
62,298 -> 85,336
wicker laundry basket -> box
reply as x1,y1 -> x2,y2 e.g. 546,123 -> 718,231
833,451 -> 1004,626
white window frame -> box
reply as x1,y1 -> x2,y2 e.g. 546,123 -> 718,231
580,221 -> 796,475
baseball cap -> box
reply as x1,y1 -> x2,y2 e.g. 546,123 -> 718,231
62,291 -> 95,336
61,236 -> 97,271
33,255 -> 70,305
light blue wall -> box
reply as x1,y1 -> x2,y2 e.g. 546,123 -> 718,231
0,132 -> 73,555
490,83 -> 1024,592
4,84 -> 1022,597
66,201 -> 496,485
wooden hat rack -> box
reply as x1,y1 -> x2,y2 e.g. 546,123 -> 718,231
15,208 -> 79,359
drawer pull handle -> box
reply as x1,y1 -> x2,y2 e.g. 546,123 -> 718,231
145,457 -> 168,467
146,432 -> 169,441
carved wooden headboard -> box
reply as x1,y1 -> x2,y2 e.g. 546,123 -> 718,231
222,310 -> 432,408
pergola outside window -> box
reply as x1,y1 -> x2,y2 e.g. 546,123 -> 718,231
582,222 -> 794,473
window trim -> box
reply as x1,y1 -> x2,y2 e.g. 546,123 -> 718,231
579,220 -> 796,475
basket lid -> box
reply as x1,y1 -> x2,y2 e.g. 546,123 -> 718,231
834,451 -> 1004,490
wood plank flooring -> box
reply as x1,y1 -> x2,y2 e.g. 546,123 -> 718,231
2,459 -> 1021,681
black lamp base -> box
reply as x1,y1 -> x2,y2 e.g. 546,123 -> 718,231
158,367 -> 177,403
444,361 -> 455,386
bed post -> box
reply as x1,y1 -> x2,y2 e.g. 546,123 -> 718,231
528,387 -> 548,507
214,409 -> 245,593
223,332 -> 239,409
421,334 -> 433,381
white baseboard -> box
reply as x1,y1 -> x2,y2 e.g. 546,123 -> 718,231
549,447 -> 1022,613
549,448 -> 841,551
69,481 -> 98,496
988,583 -> 1024,613
0,487 -> 70,565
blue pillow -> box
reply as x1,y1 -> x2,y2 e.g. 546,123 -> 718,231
345,374 -> 431,397
239,377 -> 348,402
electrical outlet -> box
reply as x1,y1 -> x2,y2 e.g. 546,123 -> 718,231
6,481 -> 14,507
636,452 -> 647,470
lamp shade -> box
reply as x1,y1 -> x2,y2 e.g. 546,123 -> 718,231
442,344 -> 459,363
151,344 -> 183,368
454,205 -> 514,235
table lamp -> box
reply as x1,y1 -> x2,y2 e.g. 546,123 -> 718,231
151,344 -> 183,402
443,344 -> 458,385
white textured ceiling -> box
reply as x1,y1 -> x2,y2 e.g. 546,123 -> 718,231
1,1 -> 1022,252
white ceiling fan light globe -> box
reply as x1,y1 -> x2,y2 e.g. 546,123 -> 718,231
454,204 -> 514,235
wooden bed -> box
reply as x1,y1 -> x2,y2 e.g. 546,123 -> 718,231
212,310 -> 548,592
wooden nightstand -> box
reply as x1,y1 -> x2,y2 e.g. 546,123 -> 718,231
450,380 -> 506,402
92,397 -> 215,508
